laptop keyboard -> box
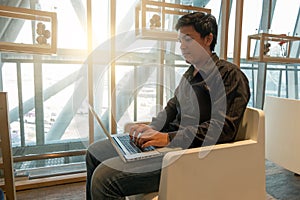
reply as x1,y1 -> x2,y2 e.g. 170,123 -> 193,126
117,135 -> 155,154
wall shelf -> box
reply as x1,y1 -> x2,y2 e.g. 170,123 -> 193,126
246,33 -> 300,64
0,5 -> 57,55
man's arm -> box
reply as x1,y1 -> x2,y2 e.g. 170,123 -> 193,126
149,96 -> 178,131
217,69 -> 250,143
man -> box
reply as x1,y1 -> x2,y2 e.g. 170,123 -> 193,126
86,12 -> 250,199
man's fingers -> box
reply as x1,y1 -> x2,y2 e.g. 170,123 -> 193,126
141,140 -> 155,148
136,132 -> 154,147
137,132 -> 142,139
129,124 -> 152,141
136,133 -> 145,147
129,125 -> 141,139
135,126 -> 149,134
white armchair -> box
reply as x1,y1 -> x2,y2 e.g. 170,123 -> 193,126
127,107 -> 266,200
265,96 -> 300,175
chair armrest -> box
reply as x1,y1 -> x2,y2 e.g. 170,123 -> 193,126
159,140 -> 265,200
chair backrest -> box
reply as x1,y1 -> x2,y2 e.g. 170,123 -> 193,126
234,107 -> 263,142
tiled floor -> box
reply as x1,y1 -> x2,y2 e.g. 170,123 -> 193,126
266,160 -> 300,200
16,159 -> 300,200
16,182 -> 86,200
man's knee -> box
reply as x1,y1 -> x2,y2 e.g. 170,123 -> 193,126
91,163 -> 123,198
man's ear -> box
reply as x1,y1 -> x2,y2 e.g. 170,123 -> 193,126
204,33 -> 213,46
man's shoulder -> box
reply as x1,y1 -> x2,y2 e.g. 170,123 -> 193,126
216,59 -> 239,70
216,59 -> 246,76
211,54 -> 237,69
216,59 -> 249,83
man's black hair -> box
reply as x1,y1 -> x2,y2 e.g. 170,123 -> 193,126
175,12 -> 218,51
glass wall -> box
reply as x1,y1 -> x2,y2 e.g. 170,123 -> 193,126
265,0 -> 300,99
1,0 -> 91,178
0,0 -> 299,182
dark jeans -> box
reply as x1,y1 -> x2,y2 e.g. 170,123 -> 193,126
0,189 -> 4,200
85,139 -> 162,200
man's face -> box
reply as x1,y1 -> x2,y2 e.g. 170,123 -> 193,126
178,25 -> 211,67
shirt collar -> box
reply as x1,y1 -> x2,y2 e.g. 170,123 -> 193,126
185,53 -> 219,79
198,53 -> 219,76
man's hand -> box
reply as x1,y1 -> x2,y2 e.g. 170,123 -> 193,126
129,124 -> 169,148
129,124 -> 152,139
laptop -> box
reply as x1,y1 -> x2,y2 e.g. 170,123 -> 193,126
89,105 -> 164,162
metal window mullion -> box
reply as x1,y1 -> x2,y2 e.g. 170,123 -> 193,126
157,41 -> 165,110
165,45 -> 176,104
218,0 -> 232,60
285,66 -> 289,98
285,65 -> 299,99
16,62 -> 26,147
295,66 -> 299,99
255,0 -> 275,109
232,0 -> 244,66
290,6 -> 300,57
251,63 -> 255,106
87,0 -> 94,144
256,63 -> 267,108
134,65 -> 137,121
33,56 -> 45,145
288,7 -> 300,99
278,69 -> 282,97
0,58 -> 3,91
109,0 -> 117,134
